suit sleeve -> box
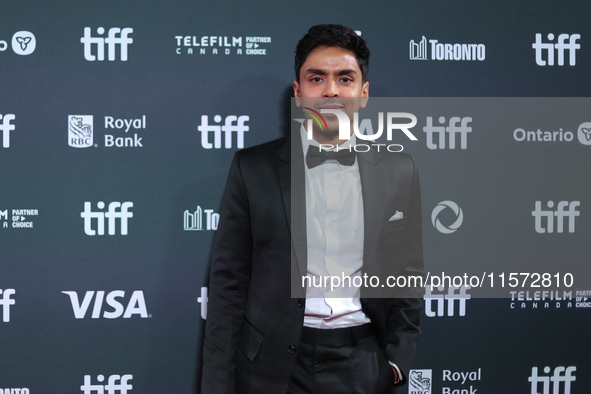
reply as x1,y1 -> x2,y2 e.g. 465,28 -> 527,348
202,152 -> 252,394
385,154 -> 424,385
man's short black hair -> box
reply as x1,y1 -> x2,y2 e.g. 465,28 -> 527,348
295,24 -> 370,83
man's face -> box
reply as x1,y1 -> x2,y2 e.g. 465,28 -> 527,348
293,46 -> 369,140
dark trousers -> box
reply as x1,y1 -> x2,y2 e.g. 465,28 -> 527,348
287,324 -> 395,394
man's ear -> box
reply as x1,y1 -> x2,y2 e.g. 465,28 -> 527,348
293,80 -> 302,107
360,81 -> 369,108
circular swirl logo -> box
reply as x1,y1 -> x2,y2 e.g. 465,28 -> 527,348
431,200 -> 463,234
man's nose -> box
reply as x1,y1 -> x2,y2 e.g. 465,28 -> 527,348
323,80 -> 338,97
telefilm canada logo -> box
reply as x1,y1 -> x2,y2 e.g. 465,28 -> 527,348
1,208 -> 40,229
0,31 -> 36,55
175,34 -> 272,55
298,105 -> 418,152
409,36 -> 485,61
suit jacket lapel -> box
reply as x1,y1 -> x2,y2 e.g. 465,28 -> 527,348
278,134 -> 308,294
358,148 -> 387,284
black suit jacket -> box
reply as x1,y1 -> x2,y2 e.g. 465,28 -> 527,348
202,135 -> 424,394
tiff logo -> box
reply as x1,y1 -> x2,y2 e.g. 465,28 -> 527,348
423,116 -> 472,149
81,374 -> 133,394
81,201 -> 134,236
424,285 -> 470,317
528,366 -> 576,394
0,289 -> 16,322
533,33 -> 580,66
198,115 -> 249,149
81,27 -> 133,61
197,286 -> 208,319
1,114 -> 16,148
532,201 -> 580,234
184,206 -> 219,231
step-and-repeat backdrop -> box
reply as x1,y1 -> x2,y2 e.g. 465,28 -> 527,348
1,1 -> 590,393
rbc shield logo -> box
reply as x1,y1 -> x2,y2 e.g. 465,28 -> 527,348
69,115 -> 93,148
409,369 -> 432,393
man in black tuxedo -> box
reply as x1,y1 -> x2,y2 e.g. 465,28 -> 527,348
202,24 -> 424,394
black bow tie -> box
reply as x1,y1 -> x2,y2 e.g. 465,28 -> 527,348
306,146 -> 356,168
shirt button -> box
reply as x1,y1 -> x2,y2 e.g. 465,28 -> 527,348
287,345 -> 297,355
297,298 -> 304,308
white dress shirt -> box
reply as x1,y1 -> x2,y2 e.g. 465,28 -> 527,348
300,128 -> 371,328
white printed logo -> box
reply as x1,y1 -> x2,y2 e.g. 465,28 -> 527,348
408,369 -> 432,394
0,289 -> 16,322
198,115 -> 249,149
424,286 -> 471,317
81,201 -> 134,236
410,36 -> 485,61
1,114 -> 16,148
69,115 -> 94,148
533,34 -> 580,66
423,116 -> 472,149
81,374 -> 133,393
431,201 -> 463,234
577,122 -> 591,146
63,290 -> 148,319
532,201 -> 580,234
175,35 -> 271,55
528,366 -> 576,394
81,27 -> 133,61
184,206 -> 219,231
12,31 -> 36,55
104,116 -> 146,148
197,286 -> 208,320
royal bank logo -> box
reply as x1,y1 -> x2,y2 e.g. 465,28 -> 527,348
81,201 -> 134,236
533,33 -> 580,66
81,374 -> 133,393
528,366 -> 576,393
423,116 -> 472,149
81,27 -> 133,61
431,201 -> 463,234
175,34 -> 271,55
184,205 -> 219,231
69,115 -> 94,148
424,285 -> 471,317
0,31 -> 36,55
410,36 -> 485,61
409,369 -> 432,394
197,115 -> 249,149
532,201 -> 580,234
1,114 -> 16,148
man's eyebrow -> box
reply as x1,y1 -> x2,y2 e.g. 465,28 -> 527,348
304,68 -> 358,76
